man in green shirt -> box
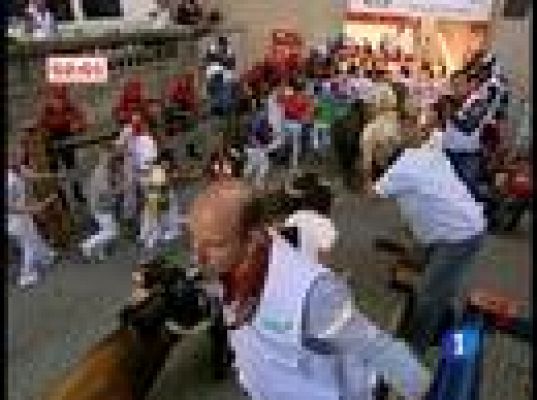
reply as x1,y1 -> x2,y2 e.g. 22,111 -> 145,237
312,92 -> 337,155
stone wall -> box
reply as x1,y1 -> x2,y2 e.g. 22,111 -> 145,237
491,9 -> 532,100
207,0 -> 345,69
7,28 -> 205,138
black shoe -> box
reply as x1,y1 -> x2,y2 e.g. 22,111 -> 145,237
373,376 -> 391,400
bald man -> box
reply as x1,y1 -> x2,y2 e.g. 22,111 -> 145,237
187,179 -> 430,400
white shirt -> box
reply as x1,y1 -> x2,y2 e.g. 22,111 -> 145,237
206,63 -> 234,83
126,132 -> 158,172
442,120 -> 481,152
230,234 -> 428,400
284,210 -> 338,263
374,144 -> 485,244
8,169 -> 26,213
423,129 -> 444,150
267,92 -> 284,135
230,235 -> 342,400
346,77 -> 375,102
26,5 -> 55,38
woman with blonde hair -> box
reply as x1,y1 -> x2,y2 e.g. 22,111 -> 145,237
360,80 -> 401,191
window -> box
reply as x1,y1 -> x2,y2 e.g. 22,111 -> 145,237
81,0 -> 122,19
46,0 -> 75,21
503,0 -> 531,17
8,0 -> 75,21
7,0 -> 28,18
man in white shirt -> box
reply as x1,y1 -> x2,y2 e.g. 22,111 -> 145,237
24,0 -> 55,39
80,142 -> 120,259
116,113 -> 158,224
186,179 -> 430,400
372,96 -> 486,357
8,145 -> 56,287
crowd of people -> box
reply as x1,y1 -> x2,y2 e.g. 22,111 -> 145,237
7,25 -> 532,400
179,39 -> 532,398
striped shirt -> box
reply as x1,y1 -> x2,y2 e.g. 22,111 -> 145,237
452,54 -> 510,138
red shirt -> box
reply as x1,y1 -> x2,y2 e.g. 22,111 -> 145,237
114,102 -> 150,126
114,79 -> 154,125
281,92 -> 313,122
506,163 -> 532,199
40,104 -> 85,134
166,75 -> 198,113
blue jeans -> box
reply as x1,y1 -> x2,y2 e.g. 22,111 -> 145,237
405,234 -> 484,356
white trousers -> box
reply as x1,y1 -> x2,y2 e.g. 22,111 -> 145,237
122,161 -> 142,221
8,214 -> 53,277
311,122 -> 331,152
80,212 -> 118,256
140,189 -> 182,249
244,147 -> 270,187
283,120 -> 303,170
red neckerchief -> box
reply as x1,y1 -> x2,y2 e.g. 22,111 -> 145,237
221,232 -> 271,308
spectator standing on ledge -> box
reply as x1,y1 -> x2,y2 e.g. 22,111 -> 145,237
24,0 -> 56,38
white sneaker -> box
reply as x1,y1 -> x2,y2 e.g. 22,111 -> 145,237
80,243 -> 93,259
95,247 -> 106,262
145,239 -> 156,250
43,250 -> 57,266
162,230 -> 179,241
18,271 -> 39,288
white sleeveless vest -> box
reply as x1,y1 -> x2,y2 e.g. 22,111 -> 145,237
229,234 -> 341,400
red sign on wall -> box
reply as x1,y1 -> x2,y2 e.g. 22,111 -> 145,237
46,56 -> 108,84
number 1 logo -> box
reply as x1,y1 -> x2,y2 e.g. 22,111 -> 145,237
453,332 -> 464,356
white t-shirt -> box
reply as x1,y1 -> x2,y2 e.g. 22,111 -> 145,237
267,92 -> 284,135
128,133 -> 158,172
346,77 -> 375,102
374,144 -> 485,244
8,169 -> 26,213
284,210 -> 338,264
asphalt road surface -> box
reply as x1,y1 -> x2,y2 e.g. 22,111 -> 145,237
7,182 -> 532,400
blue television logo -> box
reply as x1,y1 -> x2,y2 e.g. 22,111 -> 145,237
441,329 -> 480,360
